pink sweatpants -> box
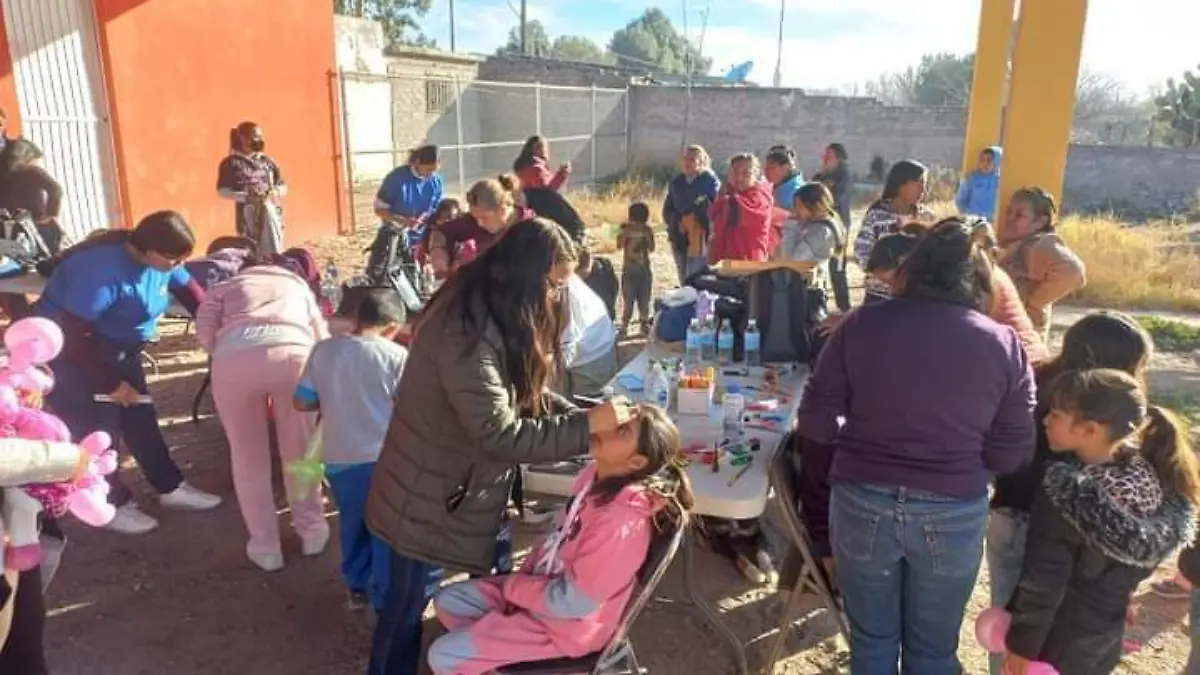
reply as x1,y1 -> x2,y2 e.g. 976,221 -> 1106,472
427,578 -> 566,675
211,344 -> 327,557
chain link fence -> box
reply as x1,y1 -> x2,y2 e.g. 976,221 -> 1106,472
338,70 -> 629,232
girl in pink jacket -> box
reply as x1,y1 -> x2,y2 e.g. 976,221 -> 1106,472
194,250 -> 329,572
427,406 -> 693,675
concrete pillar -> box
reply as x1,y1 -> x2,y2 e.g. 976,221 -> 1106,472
997,0 -> 1089,233
961,0 -> 1015,186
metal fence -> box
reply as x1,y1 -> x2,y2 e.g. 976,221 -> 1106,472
338,70 -> 630,231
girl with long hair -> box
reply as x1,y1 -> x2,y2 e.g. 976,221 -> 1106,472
987,311 -> 1152,675
365,217 -> 638,675
814,142 -> 852,311
776,182 -> 845,292
427,405 -> 693,674
1002,370 -> 1198,675
854,159 -> 936,300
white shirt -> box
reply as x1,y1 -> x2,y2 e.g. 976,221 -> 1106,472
562,275 -> 617,368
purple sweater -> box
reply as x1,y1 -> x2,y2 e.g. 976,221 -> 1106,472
797,299 -> 1036,499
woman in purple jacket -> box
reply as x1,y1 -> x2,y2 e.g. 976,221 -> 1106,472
796,217 -> 1036,675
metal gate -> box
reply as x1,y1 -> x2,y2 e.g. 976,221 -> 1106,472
3,0 -> 120,243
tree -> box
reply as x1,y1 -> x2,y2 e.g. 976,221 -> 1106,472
1072,69 -> 1152,145
550,36 -> 613,66
333,0 -> 434,48
500,19 -> 552,57
608,9 -> 710,75
1155,65 -> 1200,147
862,53 -> 972,106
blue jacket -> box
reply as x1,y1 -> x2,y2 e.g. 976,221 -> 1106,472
662,170 -> 720,251
375,165 -> 443,223
956,146 -> 1002,219
772,171 -> 806,211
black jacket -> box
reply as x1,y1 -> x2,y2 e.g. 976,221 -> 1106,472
1006,461 -> 1195,674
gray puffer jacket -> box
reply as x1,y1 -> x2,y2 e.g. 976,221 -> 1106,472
366,295 -> 592,575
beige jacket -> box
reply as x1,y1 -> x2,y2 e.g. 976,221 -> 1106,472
999,231 -> 1086,339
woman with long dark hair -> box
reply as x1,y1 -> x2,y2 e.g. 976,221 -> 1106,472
512,135 -> 570,192
217,121 -> 287,254
998,187 -> 1086,340
798,218 -> 1036,674
814,142 -> 852,311
854,159 -> 936,300
365,218 -> 636,675
35,211 -> 221,535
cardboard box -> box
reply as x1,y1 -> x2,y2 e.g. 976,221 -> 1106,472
677,384 -> 714,415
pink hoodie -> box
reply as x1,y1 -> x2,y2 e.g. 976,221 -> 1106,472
194,265 -> 328,357
501,463 -> 653,656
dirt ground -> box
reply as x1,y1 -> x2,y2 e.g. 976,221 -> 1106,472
41,225 -> 1200,674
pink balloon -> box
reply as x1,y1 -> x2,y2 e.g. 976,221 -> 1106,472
4,318 -> 63,364
79,431 -> 113,457
975,607 -> 1011,653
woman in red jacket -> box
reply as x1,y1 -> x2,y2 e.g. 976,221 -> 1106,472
708,153 -> 775,263
512,135 -> 570,192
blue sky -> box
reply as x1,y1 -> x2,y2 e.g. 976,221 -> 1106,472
418,0 -> 1195,95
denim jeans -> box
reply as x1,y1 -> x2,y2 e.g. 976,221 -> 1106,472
985,508 -> 1030,675
1187,590 -> 1200,675
831,482 -> 988,675
326,463 -> 392,611
368,551 -> 443,675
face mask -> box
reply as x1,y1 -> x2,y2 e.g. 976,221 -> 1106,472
249,139 -> 265,153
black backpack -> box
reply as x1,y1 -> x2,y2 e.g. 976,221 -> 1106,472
362,222 -> 427,313
0,209 -> 52,278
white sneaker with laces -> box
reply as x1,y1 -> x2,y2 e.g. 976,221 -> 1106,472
159,483 -> 222,511
105,504 -> 159,535
301,527 -> 331,557
247,551 -> 285,573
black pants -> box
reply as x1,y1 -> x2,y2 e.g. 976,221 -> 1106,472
45,348 -> 184,505
828,256 -> 851,312
0,566 -> 48,675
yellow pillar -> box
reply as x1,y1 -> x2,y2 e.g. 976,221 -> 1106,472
961,0 -> 1015,181
997,0 -> 1088,233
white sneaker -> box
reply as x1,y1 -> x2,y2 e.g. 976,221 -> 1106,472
247,550 -> 285,572
301,527 -> 331,557
105,504 -> 159,535
159,483 -> 222,511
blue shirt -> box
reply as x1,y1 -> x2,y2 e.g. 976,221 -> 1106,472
773,171 -> 806,211
38,243 -> 192,345
375,166 -> 443,223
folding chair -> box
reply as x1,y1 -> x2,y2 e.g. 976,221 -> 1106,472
495,511 -> 689,675
191,358 -> 212,424
764,443 -> 849,673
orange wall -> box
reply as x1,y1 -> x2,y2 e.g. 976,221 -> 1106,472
93,0 -> 344,246
0,3 -> 21,136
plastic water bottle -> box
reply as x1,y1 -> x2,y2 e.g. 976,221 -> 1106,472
744,318 -> 761,366
717,318 -> 734,365
685,317 -> 703,367
322,262 -> 342,309
646,362 -> 670,408
421,262 -> 437,295
700,315 -> 717,362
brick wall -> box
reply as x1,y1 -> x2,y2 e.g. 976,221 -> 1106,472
1063,145 -> 1200,216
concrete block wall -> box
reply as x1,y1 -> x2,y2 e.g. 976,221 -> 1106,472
1063,145 -> 1200,216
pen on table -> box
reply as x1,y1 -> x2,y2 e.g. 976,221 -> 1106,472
727,458 -> 753,487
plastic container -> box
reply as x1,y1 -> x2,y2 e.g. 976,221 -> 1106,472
685,317 -> 703,367
722,393 -> 746,433
645,362 -> 671,408
677,382 -> 714,415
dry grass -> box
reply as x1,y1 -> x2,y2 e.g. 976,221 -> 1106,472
571,177 -> 1200,314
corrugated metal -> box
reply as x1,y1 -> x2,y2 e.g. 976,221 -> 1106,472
3,0 -> 119,243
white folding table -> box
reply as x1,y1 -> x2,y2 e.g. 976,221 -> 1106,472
524,346 -> 809,675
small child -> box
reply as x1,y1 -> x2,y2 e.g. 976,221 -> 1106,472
616,202 -> 655,335
293,287 -> 409,611
862,231 -> 920,304
1002,369 -> 1199,675
777,182 -> 845,292
414,198 -> 462,265
578,243 -> 618,320
426,406 -> 693,675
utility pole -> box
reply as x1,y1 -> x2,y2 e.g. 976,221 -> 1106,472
773,0 -> 785,87
449,0 -> 457,51
520,0 -> 528,55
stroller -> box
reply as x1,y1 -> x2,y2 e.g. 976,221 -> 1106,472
361,220 -> 434,315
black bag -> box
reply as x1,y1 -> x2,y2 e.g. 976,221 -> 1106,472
0,209 -> 52,278
362,222 -> 426,313
523,188 -> 587,243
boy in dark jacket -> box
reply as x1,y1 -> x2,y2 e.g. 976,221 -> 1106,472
577,245 -> 617,320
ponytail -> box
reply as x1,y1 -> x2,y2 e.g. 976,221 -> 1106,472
497,172 -> 520,196
228,127 -> 240,152
649,461 -> 695,530
1140,405 -> 1200,505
